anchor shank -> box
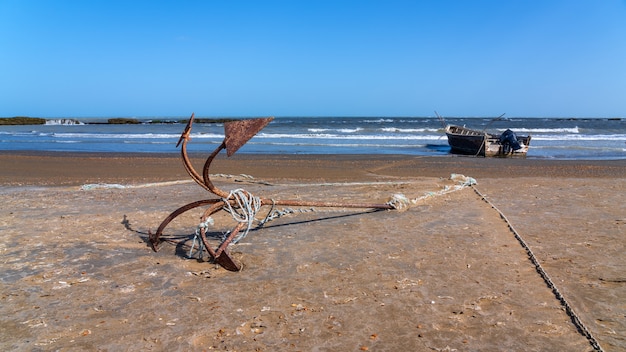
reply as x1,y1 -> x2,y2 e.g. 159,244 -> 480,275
202,141 -> 230,198
261,198 -> 394,210
177,113 -> 211,192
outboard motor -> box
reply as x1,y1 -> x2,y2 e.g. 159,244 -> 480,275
499,129 -> 522,152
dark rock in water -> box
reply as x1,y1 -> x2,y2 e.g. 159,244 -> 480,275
107,118 -> 141,124
183,118 -> 239,124
0,116 -> 46,125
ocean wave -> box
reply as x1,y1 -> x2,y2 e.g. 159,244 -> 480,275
380,127 -> 440,133
257,133 -> 443,140
122,140 -> 176,144
500,127 -> 579,133
307,128 -> 363,133
531,145 -> 625,151
0,130 -> 41,136
531,134 -> 626,141
361,118 -> 394,123
8,130 -> 622,143
259,141 -> 430,149
50,132 -> 224,139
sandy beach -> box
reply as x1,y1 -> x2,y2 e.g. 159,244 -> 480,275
1,152 -> 625,351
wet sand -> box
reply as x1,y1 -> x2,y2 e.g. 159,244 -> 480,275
1,151 -> 625,186
1,152 -> 625,351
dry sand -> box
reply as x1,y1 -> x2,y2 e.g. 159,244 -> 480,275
1,152 -> 625,351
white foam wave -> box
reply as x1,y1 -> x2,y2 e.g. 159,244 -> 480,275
362,118 -> 394,123
50,132 -> 224,139
531,134 -> 626,141
257,133 -> 443,140
307,128 -> 363,133
0,131 -> 40,136
338,128 -> 363,133
500,127 -> 579,133
122,140 -> 175,144
262,141 -> 429,149
380,127 -> 440,133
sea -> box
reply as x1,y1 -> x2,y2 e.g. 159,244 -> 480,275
1,116 -> 625,160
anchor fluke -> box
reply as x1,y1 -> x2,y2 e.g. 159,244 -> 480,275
214,252 -> 241,272
223,117 -> 274,157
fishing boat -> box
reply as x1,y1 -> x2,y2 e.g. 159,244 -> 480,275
444,124 -> 531,157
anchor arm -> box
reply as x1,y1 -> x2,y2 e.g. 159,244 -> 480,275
148,199 -> 221,251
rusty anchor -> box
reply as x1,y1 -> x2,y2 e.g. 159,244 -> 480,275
148,113 -> 398,271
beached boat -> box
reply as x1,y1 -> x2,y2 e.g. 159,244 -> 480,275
445,125 -> 531,157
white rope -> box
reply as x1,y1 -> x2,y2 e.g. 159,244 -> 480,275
221,189 -> 261,243
386,174 -> 477,210
80,180 -> 195,190
386,193 -> 411,210
188,217 -> 214,258
80,174 -> 256,190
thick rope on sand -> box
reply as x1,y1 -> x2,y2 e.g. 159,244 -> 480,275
386,173 -> 477,211
471,185 -> 604,352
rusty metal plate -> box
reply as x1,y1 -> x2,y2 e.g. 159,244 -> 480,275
223,117 -> 274,157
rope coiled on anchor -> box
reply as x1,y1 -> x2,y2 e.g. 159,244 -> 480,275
221,188 -> 262,243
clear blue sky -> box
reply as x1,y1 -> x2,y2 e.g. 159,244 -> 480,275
1,0 -> 625,118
